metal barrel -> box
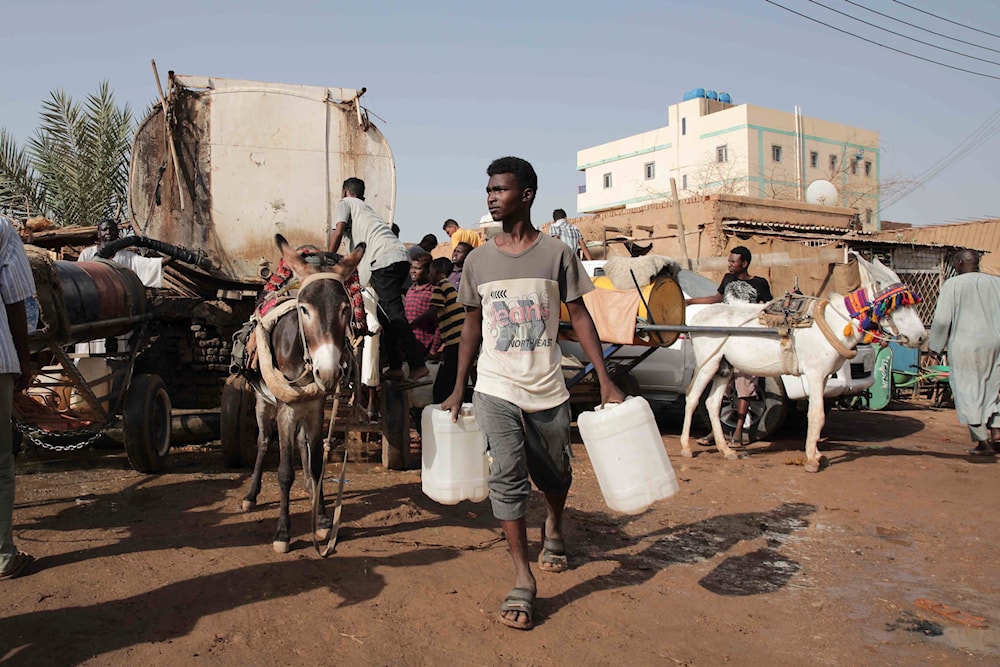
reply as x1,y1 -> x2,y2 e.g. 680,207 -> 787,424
52,260 -> 148,341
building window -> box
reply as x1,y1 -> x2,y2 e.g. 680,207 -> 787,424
682,174 -> 688,190
716,145 -> 728,163
603,172 -> 612,189
644,162 -> 655,180
809,151 -> 818,168
772,145 -> 782,162
864,160 -> 872,177
829,155 -> 838,171
681,118 -> 687,136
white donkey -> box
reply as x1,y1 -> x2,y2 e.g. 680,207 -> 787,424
679,254 -> 926,472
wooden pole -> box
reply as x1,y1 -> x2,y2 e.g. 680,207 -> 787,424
151,59 -> 185,210
670,178 -> 691,270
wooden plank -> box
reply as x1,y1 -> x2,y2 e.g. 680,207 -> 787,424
381,382 -> 410,470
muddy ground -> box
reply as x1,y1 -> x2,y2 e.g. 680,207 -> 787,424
2,400 -> 998,666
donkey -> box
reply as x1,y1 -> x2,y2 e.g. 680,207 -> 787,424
241,234 -> 364,553
679,254 -> 926,472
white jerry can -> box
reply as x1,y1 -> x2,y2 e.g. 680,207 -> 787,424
577,396 -> 679,514
421,404 -> 490,505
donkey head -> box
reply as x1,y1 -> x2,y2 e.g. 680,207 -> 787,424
852,252 -> 927,348
276,234 -> 366,392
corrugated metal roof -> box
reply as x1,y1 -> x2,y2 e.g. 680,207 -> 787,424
873,219 -> 997,254
723,220 -> 860,234
723,220 -> 970,249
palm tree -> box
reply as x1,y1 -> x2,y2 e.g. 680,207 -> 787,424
0,81 -> 133,226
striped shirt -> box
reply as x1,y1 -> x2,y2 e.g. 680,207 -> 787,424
0,216 -> 36,374
549,219 -> 584,253
431,279 -> 463,349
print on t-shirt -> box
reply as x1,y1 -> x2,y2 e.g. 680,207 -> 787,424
485,282 -> 552,352
724,280 -> 760,304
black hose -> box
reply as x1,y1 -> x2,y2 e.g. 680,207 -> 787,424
96,236 -> 215,271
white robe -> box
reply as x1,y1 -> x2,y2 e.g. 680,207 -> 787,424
928,272 -> 1000,427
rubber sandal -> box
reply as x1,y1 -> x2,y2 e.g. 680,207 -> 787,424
729,433 -> 751,448
0,551 -> 34,580
538,537 -> 569,573
499,587 -> 534,630
696,434 -> 714,447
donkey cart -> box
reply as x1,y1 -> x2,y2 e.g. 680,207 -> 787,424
14,251 -> 172,473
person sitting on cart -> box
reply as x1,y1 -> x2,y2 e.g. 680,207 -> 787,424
327,177 -> 428,382
427,257 -> 465,404
79,218 -> 166,289
686,245 -> 772,446
403,251 -> 439,355
441,156 -> 624,631
448,241 -> 473,292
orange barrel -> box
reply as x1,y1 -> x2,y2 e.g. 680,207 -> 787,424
560,274 -> 685,347
53,260 -> 148,340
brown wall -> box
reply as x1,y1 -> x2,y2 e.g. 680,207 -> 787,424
572,194 -> 862,297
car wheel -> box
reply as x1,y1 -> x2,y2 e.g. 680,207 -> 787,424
698,375 -> 789,441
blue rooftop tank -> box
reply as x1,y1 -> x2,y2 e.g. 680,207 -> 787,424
719,92 -> 732,104
683,88 -> 706,101
706,90 -> 718,101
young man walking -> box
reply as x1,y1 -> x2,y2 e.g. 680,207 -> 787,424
441,157 -> 623,631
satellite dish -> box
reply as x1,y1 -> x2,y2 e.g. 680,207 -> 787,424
806,180 -> 839,206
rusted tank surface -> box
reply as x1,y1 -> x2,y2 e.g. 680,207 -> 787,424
128,75 -> 396,285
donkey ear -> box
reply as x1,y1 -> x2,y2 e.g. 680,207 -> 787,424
276,234 -> 315,277
333,242 -> 366,279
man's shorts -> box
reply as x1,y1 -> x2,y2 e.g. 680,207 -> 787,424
733,371 -> 759,400
472,391 -> 572,522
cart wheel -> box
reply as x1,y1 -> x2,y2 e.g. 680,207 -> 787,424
123,374 -> 172,473
221,376 -> 259,468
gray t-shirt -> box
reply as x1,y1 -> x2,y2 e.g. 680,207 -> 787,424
459,232 -> 593,411
332,197 -> 409,285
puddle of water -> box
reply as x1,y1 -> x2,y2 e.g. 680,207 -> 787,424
699,548 -> 801,596
940,625 -> 1000,656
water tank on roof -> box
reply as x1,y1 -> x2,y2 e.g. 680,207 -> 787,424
683,88 -> 706,101
719,92 -> 732,104
706,90 -> 718,101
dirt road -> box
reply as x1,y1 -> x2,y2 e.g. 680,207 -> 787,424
2,402 -> 998,666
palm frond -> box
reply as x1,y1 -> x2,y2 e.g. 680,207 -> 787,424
0,129 -> 48,217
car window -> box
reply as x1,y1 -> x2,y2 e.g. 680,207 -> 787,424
677,269 -> 718,298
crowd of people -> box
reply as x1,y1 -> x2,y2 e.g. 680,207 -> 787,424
7,155 -> 998,639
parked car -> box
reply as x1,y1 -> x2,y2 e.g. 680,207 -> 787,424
560,261 -> 876,440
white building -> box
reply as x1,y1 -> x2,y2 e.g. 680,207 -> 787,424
577,90 -> 882,230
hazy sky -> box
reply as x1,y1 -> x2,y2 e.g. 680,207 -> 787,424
3,0 -> 999,243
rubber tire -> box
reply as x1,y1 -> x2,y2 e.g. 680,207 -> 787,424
697,375 -> 789,441
614,371 -> 641,398
220,376 -> 259,468
123,374 -> 172,474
